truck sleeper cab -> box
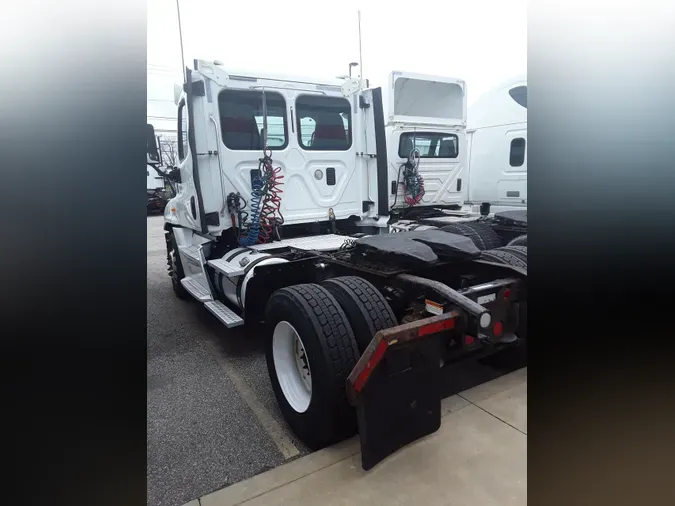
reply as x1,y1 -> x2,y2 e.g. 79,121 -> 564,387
464,76 -> 527,214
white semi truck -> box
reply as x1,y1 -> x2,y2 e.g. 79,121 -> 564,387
146,60 -> 528,470
464,75 -> 527,215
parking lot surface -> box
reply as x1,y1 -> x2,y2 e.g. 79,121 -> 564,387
146,216 -> 526,506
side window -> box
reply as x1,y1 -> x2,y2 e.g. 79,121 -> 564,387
398,132 -> 459,159
177,101 -> 188,161
510,138 -> 526,167
219,89 -> 288,150
508,86 -> 527,108
296,95 -> 351,151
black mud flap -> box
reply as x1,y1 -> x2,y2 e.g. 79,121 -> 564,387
347,312 -> 459,471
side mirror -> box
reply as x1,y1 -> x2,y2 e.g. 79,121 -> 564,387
147,124 -> 160,165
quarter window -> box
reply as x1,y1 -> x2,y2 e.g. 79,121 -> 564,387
510,138 -> 526,167
296,95 -> 351,151
219,89 -> 288,150
398,132 -> 459,159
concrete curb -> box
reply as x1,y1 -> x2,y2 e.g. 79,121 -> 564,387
185,368 -> 526,506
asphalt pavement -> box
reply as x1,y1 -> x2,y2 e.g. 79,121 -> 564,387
146,215 -> 526,506
147,216 -> 311,506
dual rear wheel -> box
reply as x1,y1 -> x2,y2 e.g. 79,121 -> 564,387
265,277 -> 396,450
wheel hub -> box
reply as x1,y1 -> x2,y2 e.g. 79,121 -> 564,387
294,335 -> 311,391
272,321 -> 312,413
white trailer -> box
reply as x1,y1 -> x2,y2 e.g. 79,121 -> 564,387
147,60 -> 528,470
464,76 -> 527,215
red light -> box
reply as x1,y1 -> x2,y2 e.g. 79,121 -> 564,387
465,335 -> 475,346
493,321 -> 503,336
503,288 -> 512,299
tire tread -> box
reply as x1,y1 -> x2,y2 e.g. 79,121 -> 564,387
323,276 -> 397,352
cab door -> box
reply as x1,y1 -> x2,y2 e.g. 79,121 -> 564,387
175,71 -> 225,234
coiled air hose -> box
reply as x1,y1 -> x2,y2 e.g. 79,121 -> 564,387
229,149 -> 284,247
392,147 -> 425,209
257,154 -> 285,243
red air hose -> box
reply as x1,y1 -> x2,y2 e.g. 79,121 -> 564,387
257,155 -> 284,244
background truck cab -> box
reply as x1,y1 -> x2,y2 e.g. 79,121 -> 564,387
465,76 -> 527,213
384,71 -> 467,210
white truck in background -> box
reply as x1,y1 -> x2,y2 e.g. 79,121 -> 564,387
464,76 -> 527,215
147,166 -> 165,191
384,71 -> 467,211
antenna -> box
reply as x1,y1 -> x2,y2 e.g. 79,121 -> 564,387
357,11 -> 363,81
176,0 -> 186,82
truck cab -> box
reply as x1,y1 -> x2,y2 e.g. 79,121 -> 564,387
164,63 -> 470,239
165,62 -> 374,236
464,76 -> 527,214
384,72 -> 468,210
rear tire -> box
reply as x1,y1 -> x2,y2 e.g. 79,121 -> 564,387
481,249 -> 528,270
440,222 -> 502,251
497,245 -> 527,262
265,284 -> 360,450
166,230 -> 190,300
507,234 -> 527,247
323,276 -> 398,353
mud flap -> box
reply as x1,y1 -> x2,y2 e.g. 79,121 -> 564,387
347,312 -> 459,471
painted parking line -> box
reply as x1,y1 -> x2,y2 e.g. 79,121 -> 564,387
203,338 -> 300,460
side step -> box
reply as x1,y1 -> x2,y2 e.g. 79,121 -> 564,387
180,274 -> 212,302
204,300 -> 244,328
207,258 -> 246,277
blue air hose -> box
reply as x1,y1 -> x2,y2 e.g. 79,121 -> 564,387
238,173 -> 264,246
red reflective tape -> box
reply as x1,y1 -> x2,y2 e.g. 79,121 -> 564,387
418,318 -> 455,337
353,339 -> 388,393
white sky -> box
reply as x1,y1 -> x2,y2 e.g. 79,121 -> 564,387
147,0 -> 527,131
